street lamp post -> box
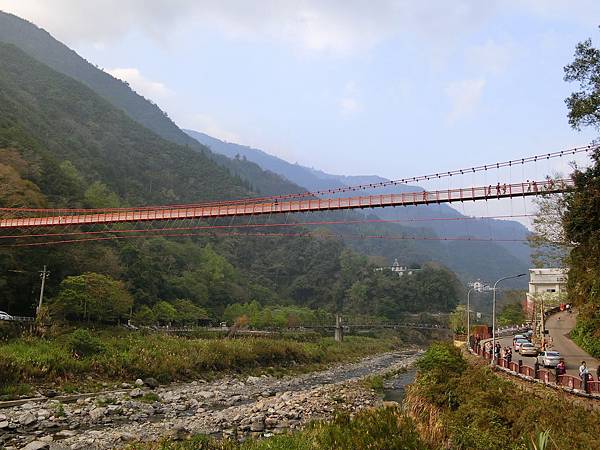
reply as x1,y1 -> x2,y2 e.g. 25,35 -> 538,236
491,273 -> 527,365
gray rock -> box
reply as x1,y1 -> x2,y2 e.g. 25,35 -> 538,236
89,407 -> 106,421
168,422 -> 190,440
119,432 -> 136,441
250,418 -> 265,432
55,430 -> 77,438
196,390 -> 214,399
22,441 -> 50,450
20,413 -> 37,426
143,377 -> 159,389
121,383 -> 132,389
129,388 -> 144,398
0,420 -> 9,429
134,379 -> 144,387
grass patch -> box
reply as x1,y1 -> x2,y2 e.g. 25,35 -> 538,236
0,330 -> 398,396
128,407 -> 427,450
139,392 -> 161,403
363,374 -> 384,392
406,342 -> 600,450
0,383 -> 33,399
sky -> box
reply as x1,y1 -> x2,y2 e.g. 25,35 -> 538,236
0,0 -> 598,184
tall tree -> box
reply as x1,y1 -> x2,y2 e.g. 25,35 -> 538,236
562,32 -> 600,356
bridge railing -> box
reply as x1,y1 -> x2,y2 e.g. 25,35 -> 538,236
0,316 -> 34,322
469,341 -> 600,399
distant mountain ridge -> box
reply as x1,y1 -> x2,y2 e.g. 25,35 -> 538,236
185,129 -> 532,266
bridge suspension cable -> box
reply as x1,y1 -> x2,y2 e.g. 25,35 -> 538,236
0,230 -> 532,248
0,144 -> 593,214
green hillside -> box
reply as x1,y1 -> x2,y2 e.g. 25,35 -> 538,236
0,42 -> 462,321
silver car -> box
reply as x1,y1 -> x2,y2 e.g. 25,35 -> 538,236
519,342 -> 538,356
0,311 -> 12,321
537,351 -> 561,368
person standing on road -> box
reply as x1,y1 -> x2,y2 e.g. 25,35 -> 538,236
556,360 -> 566,376
579,361 -> 588,380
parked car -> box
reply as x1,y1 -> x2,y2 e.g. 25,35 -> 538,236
523,330 -> 534,340
0,311 -> 13,320
513,334 -> 527,345
514,338 -> 529,352
537,351 -> 561,368
519,342 -> 538,356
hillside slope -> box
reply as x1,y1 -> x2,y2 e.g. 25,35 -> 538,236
0,11 -> 304,198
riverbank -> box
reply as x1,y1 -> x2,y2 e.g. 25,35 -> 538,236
0,330 -> 400,399
0,350 -> 421,449
404,343 -> 600,450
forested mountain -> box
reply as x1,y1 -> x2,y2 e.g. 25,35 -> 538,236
0,42 -> 465,323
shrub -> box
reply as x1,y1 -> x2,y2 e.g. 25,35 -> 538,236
69,329 -> 105,357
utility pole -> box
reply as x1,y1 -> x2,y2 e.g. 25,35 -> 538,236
540,294 -> 545,350
491,273 -> 526,366
37,265 -> 50,317
334,313 -> 344,342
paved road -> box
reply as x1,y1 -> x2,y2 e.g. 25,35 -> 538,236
498,310 -> 600,377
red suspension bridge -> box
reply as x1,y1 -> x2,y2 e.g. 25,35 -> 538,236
0,179 -> 574,229
0,144 -> 595,247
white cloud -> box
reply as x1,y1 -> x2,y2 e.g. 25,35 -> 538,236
106,67 -> 173,101
340,97 -> 360,116
445,78 -> 486,123
187,114 -> 241,143
466,40 -> 514,75
0,1 -> 500,55
339,80 -> 361,116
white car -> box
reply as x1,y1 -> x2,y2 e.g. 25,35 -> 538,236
0,311 -> 13,320
519,342 -> 538,357
514,338 -> 529,352
537,351 -> 561,368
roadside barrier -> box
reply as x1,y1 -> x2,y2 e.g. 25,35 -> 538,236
469,341 -> 600,400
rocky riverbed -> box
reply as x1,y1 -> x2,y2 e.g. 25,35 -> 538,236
1,349 -> 421,450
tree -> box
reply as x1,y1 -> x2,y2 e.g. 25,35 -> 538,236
50,272 -> 133,323
564,37 -> 600,131
497,302 -> 526,327
83,181 -> 120,208
561,33 -> 600,356
449,304 -> 467,334
153,301 -> 177,325
134,305 -> 156,325
527,188 -> 570,268
172,299 -> 209,325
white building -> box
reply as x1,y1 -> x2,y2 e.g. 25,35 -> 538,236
526,268 -> 568,315
374,259 -> 421,277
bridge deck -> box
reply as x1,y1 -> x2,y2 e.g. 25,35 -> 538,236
0,179 -> 571,229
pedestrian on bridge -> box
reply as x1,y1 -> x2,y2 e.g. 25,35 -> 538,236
579,361 -> 588,380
